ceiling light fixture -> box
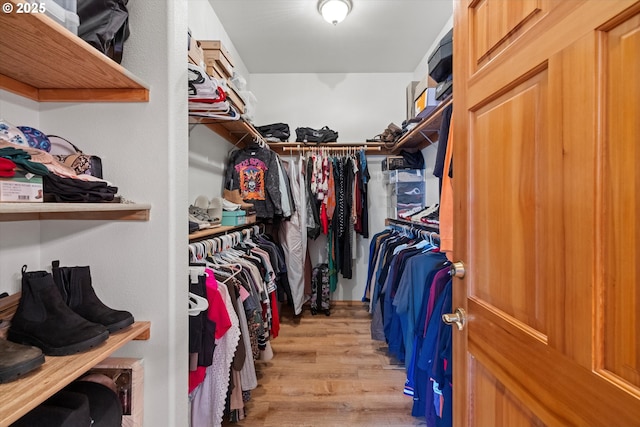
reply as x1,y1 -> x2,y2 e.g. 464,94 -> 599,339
317,0 -> 352,25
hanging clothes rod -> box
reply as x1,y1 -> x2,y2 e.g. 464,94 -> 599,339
386,218 -> 440,234
274,144 -> 382,153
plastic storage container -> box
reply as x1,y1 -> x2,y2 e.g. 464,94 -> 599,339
30,0 -> 79,35
385,169 -> 426,219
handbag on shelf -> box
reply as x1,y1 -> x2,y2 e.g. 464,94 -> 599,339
48,135 -> 103,179
295,126 -> 339,144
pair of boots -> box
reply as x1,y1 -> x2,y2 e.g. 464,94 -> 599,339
10,379 -> 123,427
7,262 -> 134,357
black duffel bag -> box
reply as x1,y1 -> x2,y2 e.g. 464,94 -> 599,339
295,126 -> 339,144
78,0 -> 130,64
255,123 -> 290,142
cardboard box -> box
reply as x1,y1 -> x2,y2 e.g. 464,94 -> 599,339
88,358 -> 144,427
200,40 -> 234,79
225,83 -> 245,114
0,169 -> 43,202
414,74 -> 437,104
415,87 -> 440,117
406,81 -> 419,120
187,29 -> 205,68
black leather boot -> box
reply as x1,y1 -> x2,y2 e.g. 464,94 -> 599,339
9,390 -> 92,427
0,336 -> 45,383
51,261 -> 134,333
8,266 -> 109,356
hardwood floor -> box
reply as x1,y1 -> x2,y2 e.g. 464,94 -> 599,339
223,302 -> 427,427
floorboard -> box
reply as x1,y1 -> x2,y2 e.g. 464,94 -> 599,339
222,302 -> 427,427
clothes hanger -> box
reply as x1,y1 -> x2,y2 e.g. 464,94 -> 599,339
188,292 -> 209,316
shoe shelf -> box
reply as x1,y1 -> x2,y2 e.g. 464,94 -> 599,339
189,116 -> 262,147
189,222 -> 260,243
0,321 -> 150,426
0,0 -> 148,102
391,95 -> 453,154
0,203 -> 151,222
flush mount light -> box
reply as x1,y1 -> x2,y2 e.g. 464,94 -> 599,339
317,0 -> 353,25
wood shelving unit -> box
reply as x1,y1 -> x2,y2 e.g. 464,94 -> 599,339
0,0 -> 149,102
189,222 -> 260,243
391,95 -> 452,154
0,5 -> 152,424
0,321 -> 151,426
0,203 -> 151,222
189,116 -> 262,147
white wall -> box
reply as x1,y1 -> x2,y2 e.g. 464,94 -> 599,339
187,0 -> 238,204
0,92 -> 42,293
0,1 -> 189,426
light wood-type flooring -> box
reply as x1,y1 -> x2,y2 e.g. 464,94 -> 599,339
222,301 -> 427,427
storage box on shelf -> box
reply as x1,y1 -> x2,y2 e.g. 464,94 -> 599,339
88,357 -> 144,427
200,40 -> 234,78
187,29 -> 205,67
385,169 -> 426,219
0,170 -> 43,203
222,209 -> 246,226
198,40 -> 246,114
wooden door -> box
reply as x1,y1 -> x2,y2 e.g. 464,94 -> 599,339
452,0 -> 640,425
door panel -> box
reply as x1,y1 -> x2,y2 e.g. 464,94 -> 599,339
470,70 -> 548,338
471,0 -> 546,67
470,358 -> 546,427
603,11 -> 640,388
454,0 -> 640,426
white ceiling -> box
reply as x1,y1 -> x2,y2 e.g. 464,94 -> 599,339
209,0 -> 453,74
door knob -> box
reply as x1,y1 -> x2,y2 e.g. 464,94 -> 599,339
450,261 -> 466,278
442,308 -> 466,330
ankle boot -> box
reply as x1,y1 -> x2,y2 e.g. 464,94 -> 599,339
223,189 -> 255,211
8,266 -> 109,356
0,337 -> 45,383
51,261 -> 134,333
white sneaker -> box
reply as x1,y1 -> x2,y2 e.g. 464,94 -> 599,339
222,199 -> 241,211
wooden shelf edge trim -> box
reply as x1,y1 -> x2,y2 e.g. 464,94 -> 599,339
0,204 -> 151,222
189,222 -> 260,243
38,88 -> 150,103
0,74 -> 39,101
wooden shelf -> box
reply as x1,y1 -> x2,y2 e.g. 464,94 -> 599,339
0,321 -> 150,426
391,95 -> 453,154
189,116 -> 261,147
189,222 -> 259,243
0,203 -> 151,222
0,0 -> 149,102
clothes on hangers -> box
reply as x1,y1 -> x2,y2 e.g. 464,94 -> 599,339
364,223 -> 451,427
225,142 -> 282,220
277,158 -> 306,315
188,227 -> 288,425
